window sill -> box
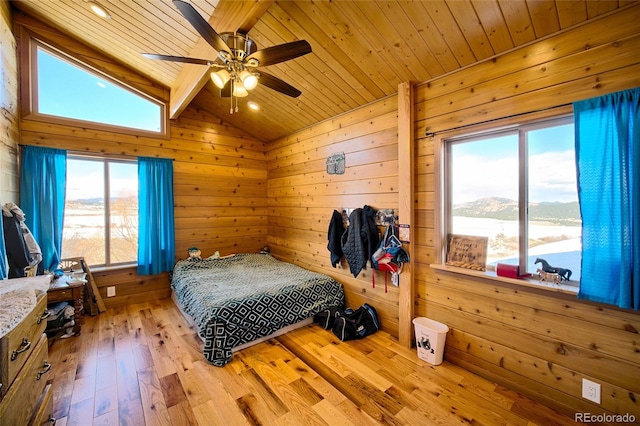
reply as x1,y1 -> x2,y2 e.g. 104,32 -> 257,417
90,264 -> 137,273
430,263 -> 579,295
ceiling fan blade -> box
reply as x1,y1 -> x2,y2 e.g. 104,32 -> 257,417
246,40 -> 312,67
259,72 -> 302,98
142,53 -> 211,65
173,0 -> 230,53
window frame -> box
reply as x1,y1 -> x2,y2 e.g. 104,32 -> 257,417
21,36 -> 168,138
63,153 -> 139,269
433,109 -> 580,294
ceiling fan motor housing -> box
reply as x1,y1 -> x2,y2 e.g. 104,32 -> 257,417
219,32 -> 257,62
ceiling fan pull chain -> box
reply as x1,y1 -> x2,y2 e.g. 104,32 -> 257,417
235,81 -> 239,113
230,80 -> 234,114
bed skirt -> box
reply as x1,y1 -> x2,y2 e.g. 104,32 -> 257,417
170,291 -> 313,354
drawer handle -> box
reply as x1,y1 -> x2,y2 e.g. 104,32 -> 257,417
37,361 -> 52,380
38,309 -> 52,324
10,337 -> 31,361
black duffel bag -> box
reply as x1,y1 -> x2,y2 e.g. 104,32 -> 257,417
313,306 -> 345,329
314,303 -> 380,341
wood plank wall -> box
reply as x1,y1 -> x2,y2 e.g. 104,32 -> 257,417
0,1 -> 18,204
266,97 -> 402,336
14,12 -> 267,309
7,3 -> 640,419
413,5 -> 640,418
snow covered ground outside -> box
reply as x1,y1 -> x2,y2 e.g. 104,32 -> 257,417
453,216 -> 581,281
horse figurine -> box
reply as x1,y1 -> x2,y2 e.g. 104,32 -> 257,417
534,258 -> 572,281
536,268 -> 561,285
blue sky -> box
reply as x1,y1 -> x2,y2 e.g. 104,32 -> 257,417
37,47 -> 161,132
451,123 -> 578,204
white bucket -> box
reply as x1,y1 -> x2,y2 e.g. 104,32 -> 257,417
412,317 -> 449,365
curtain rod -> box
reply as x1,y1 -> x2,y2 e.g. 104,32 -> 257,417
18,145 -> 175,161
424,103 -> 572,138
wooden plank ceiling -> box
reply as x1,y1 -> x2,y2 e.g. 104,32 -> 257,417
12,0 -> 628,142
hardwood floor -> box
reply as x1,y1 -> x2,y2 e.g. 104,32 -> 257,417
46,298 -> 577,425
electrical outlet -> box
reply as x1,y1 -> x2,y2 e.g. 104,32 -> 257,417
107,286 -> 116,297
582,378 -> 601,404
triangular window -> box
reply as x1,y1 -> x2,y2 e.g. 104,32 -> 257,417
31,42 -> 165,136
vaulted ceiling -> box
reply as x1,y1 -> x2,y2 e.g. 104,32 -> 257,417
11,0 -> 629,142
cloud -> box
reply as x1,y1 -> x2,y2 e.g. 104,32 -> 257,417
529,150 -> 578,202
452,150 -> 578,204
66,160 -> 137,200
452,154 -> 518,203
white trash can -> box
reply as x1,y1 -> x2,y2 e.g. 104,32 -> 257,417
413,317 -> 449,365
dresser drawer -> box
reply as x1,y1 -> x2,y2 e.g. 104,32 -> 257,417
0,293 -> 48,398
29,383 -> 54,426
0,333 -> 51,426
47,288 -> 73,304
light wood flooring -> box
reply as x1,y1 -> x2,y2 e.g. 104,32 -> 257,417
46,298 -> 577,425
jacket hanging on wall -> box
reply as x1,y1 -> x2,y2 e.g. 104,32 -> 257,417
327,210 -> 345,267
2,203 -> 42,278
340,205 -> 379,277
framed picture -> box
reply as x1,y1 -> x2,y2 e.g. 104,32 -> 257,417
445,234 -> 488,271
326,152 -> 345,174
398,224 -> 410,243
375,209 -> 396,226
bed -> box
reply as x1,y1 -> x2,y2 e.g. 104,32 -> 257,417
170,253 -> 345,366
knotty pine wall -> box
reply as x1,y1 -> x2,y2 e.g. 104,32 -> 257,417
413,5 -> 640,419
14,12 -> 267,308
0,2 -> 18,204
6,3 -> 640,418
266,97 -> 402,336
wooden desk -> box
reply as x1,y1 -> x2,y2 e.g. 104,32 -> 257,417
47,278 -> 86,336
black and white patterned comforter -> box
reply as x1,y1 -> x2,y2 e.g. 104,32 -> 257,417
171,253 -> 345,366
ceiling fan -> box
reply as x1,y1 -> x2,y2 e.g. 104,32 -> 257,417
142,0 -> 312,112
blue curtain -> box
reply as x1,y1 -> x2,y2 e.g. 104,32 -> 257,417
574,88 -> 640,310
20,146 -> 67,273
137,157 -> 175,275
0,212 -> 7,279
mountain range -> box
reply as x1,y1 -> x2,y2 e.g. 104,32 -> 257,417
453,197 -> 581,225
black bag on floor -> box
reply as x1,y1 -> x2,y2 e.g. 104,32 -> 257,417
314,306 -> 344,329
332,303 -> 380,341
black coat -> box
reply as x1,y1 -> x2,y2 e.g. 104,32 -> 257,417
327,210 -> 345,267
2,212 -> 30,278
341,206 -> 380,277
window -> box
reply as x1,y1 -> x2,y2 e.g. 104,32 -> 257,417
442,116 -> 581,283
62,156 -> 138,267
29,40 -> 165,135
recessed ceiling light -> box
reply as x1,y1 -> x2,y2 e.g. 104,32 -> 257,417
88,1 -> 111,20
247,101 -> 260,111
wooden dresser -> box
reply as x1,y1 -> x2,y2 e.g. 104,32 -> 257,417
0,291 -> 55,425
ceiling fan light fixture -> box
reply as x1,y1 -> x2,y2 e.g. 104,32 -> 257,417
232,81 -> 249,98
88,1 -> 111,19
240,70 -> 258,90
211,69 -> 230,89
